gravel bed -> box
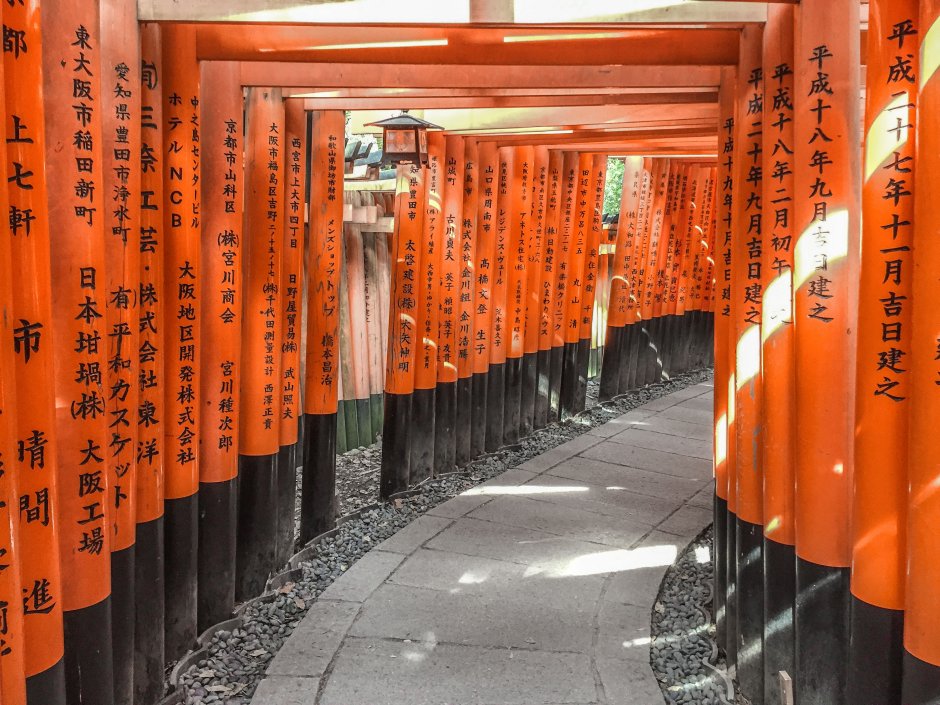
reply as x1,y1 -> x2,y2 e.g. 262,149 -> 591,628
651,526 -> 736,705
176,368 -> 713,704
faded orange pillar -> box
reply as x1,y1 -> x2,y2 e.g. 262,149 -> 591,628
434,134 -> 464,473
760,6 -> 797,699
713,67 -> 736,661
575,154 -> 606,411
792,1 -> 861,702
471,142 -> 497,456
849,3 -> 917,702
197,61 -> 243,630
524,146 -> 549,430
301,111 -> 344,524
160,24 -> 201,662
456,139 -> 478,465
730,23 -> 765,697
237,87 -> 284,601
99,0 -> 140,700
134,23 -> 166,704
904,1 -> 940,701
41,2 -> 116,702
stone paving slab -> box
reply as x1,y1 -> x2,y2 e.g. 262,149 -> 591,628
253,385 -> 714,705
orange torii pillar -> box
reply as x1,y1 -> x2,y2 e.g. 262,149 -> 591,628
644,160 -> 676,385
301,111 -> 343,524
99,0 -> 140,700
525,146 -> 549,430
685,166 -> 715,371
849,2 -> 917,702
134,22 -> 165,704
536,150 -> 564,424
672,165 -> 698,375
237,87 -> 284,600
904,1 -> 940,701
435,134 -> 464,473
730,23 -> 765,700
760,6 -> 797,699
660,163 -> 688,378
485,147 -> 512,449
161,24 -> 201,662
547,150 -> 573,421
42,2 -> 116,702
713,67 -> 735,659
793,1 -> 861,702
456,139 -> 478,466
277,99 -> 306,565
197,62 -> 243,630
411,133 -> 442,481
379,162 -> 425,497
599,156 -> 643,400
471,142 -> 497,456
625,161 -> 654,391
0,4 -> 42,702
575,154 -> 606,411
504,145 -> 533,443
637,159 -> 668,388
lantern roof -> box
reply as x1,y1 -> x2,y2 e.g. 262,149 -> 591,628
364,112 -> 443,131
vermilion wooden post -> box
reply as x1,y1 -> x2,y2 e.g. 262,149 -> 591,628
503,145 -> 532,443
536,150 -> 563,425
42,2 -> 116,702
363,228 -> 385,442
0,20 -> 29,704
651,162 -> 679,380
161,24 -> 201,662
301,110 -> 343,524
471,142 -> 497,456
848,3 -> 917,702
793,1 -> 861,702
760,6 -> 797,700
730,24 -> 765,699
134,22 -> 165,703
660,163 -> 686,378
625,161 -> 654,391
547,151 -> 572,421
485,147 -> 512,450
4,8 -> 67,701
99,1 -> 140,699
337,230 -> 357,451
412,133 -> 442,480
456,139 -> 478,465
237,87 -> 284,600
672,165 -> 699,375
379,163 -> 424,498
435,134 -> 464,473
637,160 -> 668,388
713,67 -> 735,659
575,155 -> 606,411
197,61 -> 243,630
524,146 -> 548,431
903,1 -> 940,701
343,209 -> 371,449
277,99 -> 306,564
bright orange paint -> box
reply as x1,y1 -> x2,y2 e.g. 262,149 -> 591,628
438,134 -> 464,382
414,132 -> 442,390
458,139 -> 479,381
472,142 -> 498,376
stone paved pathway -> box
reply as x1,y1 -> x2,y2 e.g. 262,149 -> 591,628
252,382 -> 714,705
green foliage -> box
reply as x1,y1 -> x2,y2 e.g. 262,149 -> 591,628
603,157 -> 625,217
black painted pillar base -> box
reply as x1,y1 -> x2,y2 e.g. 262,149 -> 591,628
625,323 -> 641,390
198,478 -> 237,632
26,657 -> 66,705
336,404 -> 347,454
714,494 -> 728,653
379,396 -> 410,500
902,650 -> 940,705
795,558 -> 850,705
164,493 -> 198,661
534,348 -> 551,429
111,544 -> 134,705
410,387 -> 436,483
470,374 -> 488,458
301,412 -> 338,542
736,517 -> 765,704
65,597 -> 115,705
485,362 -> 506,452
725,508 -> 738,668
559,342 -> 579,420
370,392 -> 383,444
275,443 -> 298,567
434,380 -> 457,475
548,346 -> 564,423
455,376 -> 473,466
599,326 -> 622,402
764,538 -> 795,705
356,397 -> 373,447
574,338 -> 591,413
236,454 -> 277,601
659,315 -> 676,378
504,356 -> 523,444
134,516 -> 164,705
847,596 -> 903,705
520,352 -> 538,436
343,399 -> 360,451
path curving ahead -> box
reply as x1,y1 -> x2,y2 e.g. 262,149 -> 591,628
252,383 -> 714,705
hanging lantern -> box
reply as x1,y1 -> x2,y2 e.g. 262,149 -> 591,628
365,111 -> 443,166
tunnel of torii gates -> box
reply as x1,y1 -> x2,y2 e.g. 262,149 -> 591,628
0,0 -> 939,704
